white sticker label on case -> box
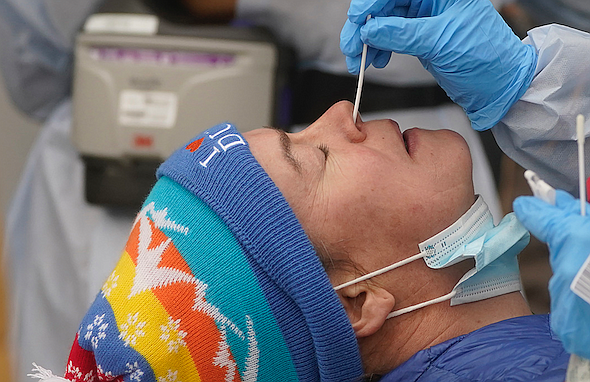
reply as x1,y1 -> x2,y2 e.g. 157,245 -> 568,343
84,14 -> 159,35
118,90 -> 178,129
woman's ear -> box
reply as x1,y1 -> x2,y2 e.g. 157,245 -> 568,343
338,284 -> 395,338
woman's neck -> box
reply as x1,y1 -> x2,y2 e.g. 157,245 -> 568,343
358,291 -> 531,375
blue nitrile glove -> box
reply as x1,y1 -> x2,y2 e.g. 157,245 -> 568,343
340,0 -> 538,131
513,190 -> 590,359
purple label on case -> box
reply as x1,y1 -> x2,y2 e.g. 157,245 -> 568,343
89,47 -> 235,67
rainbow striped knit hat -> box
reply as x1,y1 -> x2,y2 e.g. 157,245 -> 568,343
45,123 -> 363,382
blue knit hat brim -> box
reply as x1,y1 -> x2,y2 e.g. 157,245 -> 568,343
157,123 -> 363,382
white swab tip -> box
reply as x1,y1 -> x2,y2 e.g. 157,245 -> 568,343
577,114 -> 585,143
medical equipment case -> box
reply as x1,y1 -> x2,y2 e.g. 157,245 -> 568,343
72,0 -> 292,208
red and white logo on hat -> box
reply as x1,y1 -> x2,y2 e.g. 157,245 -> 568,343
186,124 -> 246,168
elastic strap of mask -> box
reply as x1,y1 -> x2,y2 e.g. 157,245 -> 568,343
386,290 -> 458,319
333,252 -> 426,291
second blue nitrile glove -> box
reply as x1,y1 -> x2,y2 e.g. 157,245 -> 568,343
340,0 -> 538,131
514,190 -> 590,359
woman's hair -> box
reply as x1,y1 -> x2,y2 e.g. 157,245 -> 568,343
311,238 -> 357,274
310,235 -> 389,297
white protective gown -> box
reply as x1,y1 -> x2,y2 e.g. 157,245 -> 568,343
5,101 -> 135,382
2,0 -> 543,380
493,24 -> 590,196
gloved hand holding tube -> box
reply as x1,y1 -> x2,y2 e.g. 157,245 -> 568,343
340,0 -> 538,131
513,190 -> 590,360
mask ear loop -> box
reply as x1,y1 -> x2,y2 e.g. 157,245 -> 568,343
387,290 -> 457,318
334,252 -> 426,291
333,251 -> 459,319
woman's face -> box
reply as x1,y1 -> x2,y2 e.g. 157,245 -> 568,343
244,101 -> 475,270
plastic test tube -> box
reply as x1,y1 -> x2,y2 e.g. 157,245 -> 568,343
524,170 -> 555,205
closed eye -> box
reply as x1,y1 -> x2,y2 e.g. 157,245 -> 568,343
318,144 -> 330,160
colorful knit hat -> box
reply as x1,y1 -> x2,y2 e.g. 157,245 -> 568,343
32,123 -> 363,382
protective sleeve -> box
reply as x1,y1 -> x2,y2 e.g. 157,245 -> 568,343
492,24 -> 590,197
0,0 -> 102,121
235,0 -> 512,86
234,0 -> 436,85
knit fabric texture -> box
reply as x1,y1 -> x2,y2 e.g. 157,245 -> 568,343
62,123 -> 363,382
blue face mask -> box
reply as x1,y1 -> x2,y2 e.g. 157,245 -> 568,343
334,196 -> 530,318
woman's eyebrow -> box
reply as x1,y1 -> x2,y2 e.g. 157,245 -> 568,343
264,126 -> 303,174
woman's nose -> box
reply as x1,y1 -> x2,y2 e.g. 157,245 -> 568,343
320,101 -> 367,143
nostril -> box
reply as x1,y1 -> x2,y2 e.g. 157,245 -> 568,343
315,101 -> 367,142
348,124 -> 367,143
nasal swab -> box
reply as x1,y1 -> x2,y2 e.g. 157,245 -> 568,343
577,114 -> 586,216
567,118 -> 590,382
352,15 -> 371,122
